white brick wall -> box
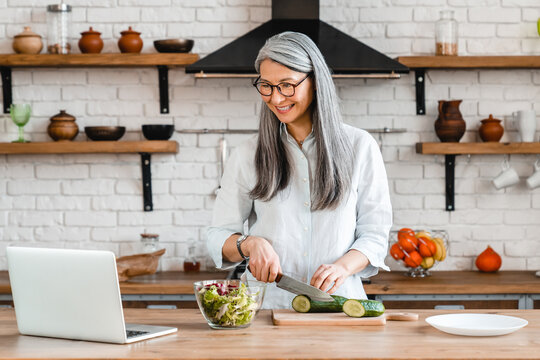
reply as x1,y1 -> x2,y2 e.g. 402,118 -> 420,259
1,0 -> 540,271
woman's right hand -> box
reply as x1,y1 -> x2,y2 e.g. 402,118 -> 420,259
243,236 -> 282,283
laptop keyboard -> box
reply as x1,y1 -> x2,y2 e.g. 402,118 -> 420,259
126,330 -> 150,338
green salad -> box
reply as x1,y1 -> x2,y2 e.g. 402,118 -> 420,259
198,282 -> 259,326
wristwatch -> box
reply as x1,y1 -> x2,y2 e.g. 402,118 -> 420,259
236,235 -> 250,261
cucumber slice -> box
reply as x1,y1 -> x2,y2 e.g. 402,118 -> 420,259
291,295 -> 347,313
343,299 -> 385,318
342,299 -> 365,317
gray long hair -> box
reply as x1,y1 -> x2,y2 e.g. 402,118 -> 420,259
249,31 -> 353,210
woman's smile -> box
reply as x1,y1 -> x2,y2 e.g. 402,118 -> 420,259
275,104 -> 294,114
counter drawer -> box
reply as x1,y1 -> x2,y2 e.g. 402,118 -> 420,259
372,294 -> 528,309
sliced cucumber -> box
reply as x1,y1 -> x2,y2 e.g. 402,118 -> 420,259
343,299 -> 385,317
292,295 -> 347,313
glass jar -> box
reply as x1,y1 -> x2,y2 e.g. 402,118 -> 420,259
183,242 -> 201,273
435,10 -> 458,56
46,3 -> 72,54
140,233 -> 159,253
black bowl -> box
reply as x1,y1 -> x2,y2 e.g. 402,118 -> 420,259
142,124 -> 175,140
85,126 -> 126,141
153,39 -> 194,53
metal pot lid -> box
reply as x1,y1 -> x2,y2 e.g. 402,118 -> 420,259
47,3 -> 72,12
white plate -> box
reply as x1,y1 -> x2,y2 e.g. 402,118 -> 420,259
425,313 -> 528,336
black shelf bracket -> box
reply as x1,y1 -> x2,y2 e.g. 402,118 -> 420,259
445,154 -> 456,211
157,65 -> 169,114
1,66 -> 12,114
414,69 -> 426,115
140,152 -> 153,212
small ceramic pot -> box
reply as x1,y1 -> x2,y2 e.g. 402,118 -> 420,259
78,27 -> 103,54
12,26 -> 43,54
47,110 -> 78,141
479,114 -> 504,142
118,26 -> 143,53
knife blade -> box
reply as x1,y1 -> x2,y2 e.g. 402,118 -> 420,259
275,273 -> 334,302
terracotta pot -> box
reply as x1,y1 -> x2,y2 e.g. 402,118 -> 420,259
434,100 -> 466,142
479,114 -> 504,142
47,110 -> 78,141
118,26 -> 143,53
12,26 -> 43,54
78,27 -> 103,54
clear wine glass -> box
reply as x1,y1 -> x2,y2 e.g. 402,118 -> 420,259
10,103 -> 31,143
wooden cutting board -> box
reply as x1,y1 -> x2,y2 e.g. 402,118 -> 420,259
272,309 -> 418,326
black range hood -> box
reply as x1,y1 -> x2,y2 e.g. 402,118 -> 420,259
186,0 -> 409,78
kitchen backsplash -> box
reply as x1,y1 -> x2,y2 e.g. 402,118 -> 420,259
0,0 -> 539,272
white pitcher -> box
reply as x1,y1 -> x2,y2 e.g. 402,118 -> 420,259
512,110 -> 537,142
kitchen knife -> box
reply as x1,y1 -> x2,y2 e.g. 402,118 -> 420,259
275,273 -> 334,302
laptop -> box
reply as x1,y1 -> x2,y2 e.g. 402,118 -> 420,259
6,246 -> 177,344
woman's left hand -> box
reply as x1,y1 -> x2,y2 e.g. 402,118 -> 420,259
310,263 -> 350,294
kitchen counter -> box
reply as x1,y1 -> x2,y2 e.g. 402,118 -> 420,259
2,270 -> 538,295
0,308 -> 538,359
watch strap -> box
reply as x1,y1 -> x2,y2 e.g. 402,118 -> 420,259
236,235 -> 250,260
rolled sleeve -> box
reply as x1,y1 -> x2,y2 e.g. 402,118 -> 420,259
350,135 -> 392,278
206,140 -> 255,270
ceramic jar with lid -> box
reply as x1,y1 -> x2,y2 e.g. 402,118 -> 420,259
78,27 -> 103,54
479,114 -> 504,142
12,27 -> 43,54
47,110 -> 78,141
118,26 -> 143,53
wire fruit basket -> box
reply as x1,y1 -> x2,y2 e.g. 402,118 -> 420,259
389,229 -> 448,277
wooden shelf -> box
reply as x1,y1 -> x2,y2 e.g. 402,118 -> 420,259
0,141 -> 178,155
396,56 -> 540,115
416,142 -> 540,155
416,142 -> 540,212
0,53 -> 199,67
0,53 -> 200,114
0,141 -> 178,212
397,55 -> 540,69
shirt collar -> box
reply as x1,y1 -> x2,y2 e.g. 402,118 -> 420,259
280,122 -> 314,147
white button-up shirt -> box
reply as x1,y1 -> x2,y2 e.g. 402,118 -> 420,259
207,123 -> 392,309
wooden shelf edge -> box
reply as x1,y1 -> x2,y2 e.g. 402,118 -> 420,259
397,56 -> 540,69
416,142 -> 540,155
0,141 -> 178,154
0,53 -> 199,67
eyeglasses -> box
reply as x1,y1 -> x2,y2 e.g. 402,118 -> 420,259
253,73 -> 311,97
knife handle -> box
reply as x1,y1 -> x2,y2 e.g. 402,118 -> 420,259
246,265 -> 282,283
385,312 -> 419,321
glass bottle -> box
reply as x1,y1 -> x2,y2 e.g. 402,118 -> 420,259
435,10 -> 458,56
183,243 -> 201,273
46,3 -> 72,54
140,233 -> 159,253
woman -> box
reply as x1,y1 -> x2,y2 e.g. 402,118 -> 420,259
207,31 -> 392,309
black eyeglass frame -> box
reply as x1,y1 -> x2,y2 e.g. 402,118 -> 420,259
252,73 -> 312,97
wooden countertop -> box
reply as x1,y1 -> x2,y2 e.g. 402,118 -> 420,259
363,271 -> 540,294
0,271 -> 229,295
1,270 -> 539,295
0,308 -> 538,359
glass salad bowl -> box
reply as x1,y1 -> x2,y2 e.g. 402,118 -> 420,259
389,229 -> 449,277
194,280 -> 264,330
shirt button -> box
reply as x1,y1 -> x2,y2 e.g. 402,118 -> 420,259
302,178 -> 307,182
303,253 -> 308,257
300,155 -> 305,159
304,202 -> 309,207
304,227 -> 308,231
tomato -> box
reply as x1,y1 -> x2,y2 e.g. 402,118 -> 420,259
403,250 -> 423,268
390,243 -> 405,260
398,233 -> 418,252
397,228 -> 415,242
